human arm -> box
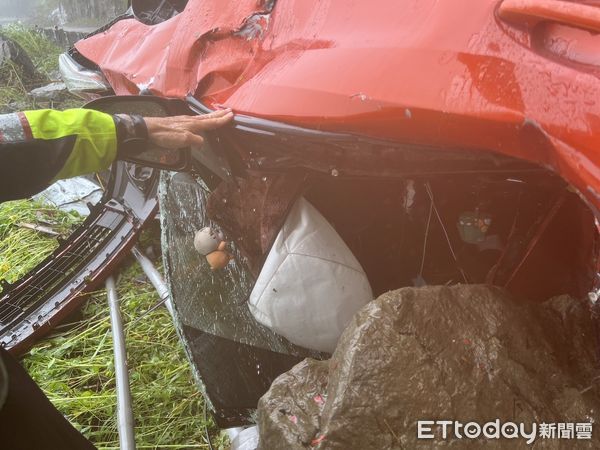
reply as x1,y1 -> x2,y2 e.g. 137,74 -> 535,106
0,108 -> 233,203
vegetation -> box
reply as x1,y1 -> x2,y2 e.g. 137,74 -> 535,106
0,199 -> 82,283
0,24 -> 80,112
2,24 -> 63,77
0,196 -> 223,450
0,59 -> 32,112
24,260 -> 221,449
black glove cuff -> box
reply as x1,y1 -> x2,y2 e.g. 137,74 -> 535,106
130,114 -> 148,141
113,114 -> 149,158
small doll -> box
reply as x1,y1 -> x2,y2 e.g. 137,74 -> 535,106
193,227 -> 232,270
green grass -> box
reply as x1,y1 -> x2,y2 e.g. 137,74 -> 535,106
0,199 -> 82,283
0,60 -> 33,111
24,262 -> 221,449
0,24 -> 81,111
1,24 -> 63,78
0,199 -> 224,449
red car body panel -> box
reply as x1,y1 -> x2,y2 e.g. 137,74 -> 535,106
76,0 -> 600,209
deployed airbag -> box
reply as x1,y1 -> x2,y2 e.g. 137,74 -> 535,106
248,197 -> 373,353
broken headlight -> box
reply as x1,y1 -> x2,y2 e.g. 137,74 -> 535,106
59,53 -> 112,99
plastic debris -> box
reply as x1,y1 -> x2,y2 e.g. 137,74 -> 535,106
33,177 -> 102,216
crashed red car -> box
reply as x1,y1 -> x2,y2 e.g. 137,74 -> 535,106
77,0 -> 600,205
62,0 -> 600,433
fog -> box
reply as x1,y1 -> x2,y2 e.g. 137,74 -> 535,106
0,0 -> 127,27
0,0 -> 36,18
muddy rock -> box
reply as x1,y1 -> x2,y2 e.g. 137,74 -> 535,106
0,35 -> 39,80
258,358 -> 329,448
257,285 -> 600,449
28,82 -> 67,101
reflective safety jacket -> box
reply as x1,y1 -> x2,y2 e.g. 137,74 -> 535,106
0,109 -> 146,203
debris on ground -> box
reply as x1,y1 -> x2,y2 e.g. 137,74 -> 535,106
257,285 -> 600,449
23,261 -> 222,449
33,176 -> 103,216
28,81 -> 67,101
16,222 -> 60,237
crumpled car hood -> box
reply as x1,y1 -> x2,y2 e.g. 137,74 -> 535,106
76,0 -> 600,210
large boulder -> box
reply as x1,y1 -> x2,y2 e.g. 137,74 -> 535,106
257,285 -> 600,449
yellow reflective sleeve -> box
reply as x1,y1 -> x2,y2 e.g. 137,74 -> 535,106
23,109 -> 117,181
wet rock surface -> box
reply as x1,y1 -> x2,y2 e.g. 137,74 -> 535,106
0,34 -> 39,80
257,285 -> 600,449
28,81 -> 67,101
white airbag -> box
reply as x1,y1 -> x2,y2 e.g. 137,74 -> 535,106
248,197 -> 373,353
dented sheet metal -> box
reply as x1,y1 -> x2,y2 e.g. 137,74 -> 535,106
76,0 -> 600,212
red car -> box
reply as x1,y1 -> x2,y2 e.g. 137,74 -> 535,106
51,0 -> 600,434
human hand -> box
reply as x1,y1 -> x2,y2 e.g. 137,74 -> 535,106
144,108 -> 234,149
